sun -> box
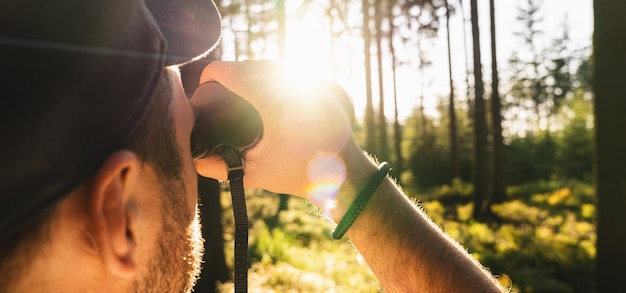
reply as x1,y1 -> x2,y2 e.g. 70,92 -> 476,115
283,16 -> 335,85
279,11 -> 365,118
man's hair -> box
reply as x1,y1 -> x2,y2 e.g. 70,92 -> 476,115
0,70 -> 183,290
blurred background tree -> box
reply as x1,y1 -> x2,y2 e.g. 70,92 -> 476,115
593,0 -> 626,291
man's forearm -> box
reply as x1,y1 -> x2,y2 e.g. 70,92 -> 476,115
339,151 -> 504,292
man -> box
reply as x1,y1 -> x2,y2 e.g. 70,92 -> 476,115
0,0 -> 505,292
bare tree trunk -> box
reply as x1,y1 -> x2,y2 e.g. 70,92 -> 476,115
328,0 -> 337,81
458,0 -> 473,184
489,0 -> 506,205
419,79 -> 427,138
458,0 -> 473,119
374,0 -> 388,159
245,4 -> 252,58
594,0 -> 626,290
276,0 -> 286,60
389,19 -> 403,183
363,0 -> 376,153
469,0 -> 489,220
195,176 -> 230,293
445,0 -> 459,180
230,16 -> 240,61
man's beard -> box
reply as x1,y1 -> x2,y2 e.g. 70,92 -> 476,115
133,178 -> 204,293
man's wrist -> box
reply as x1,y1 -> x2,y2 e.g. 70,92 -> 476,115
332,162 -> 390,239
327,144 -> 380,223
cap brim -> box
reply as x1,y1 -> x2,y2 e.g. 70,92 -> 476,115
146,0 -> 222,66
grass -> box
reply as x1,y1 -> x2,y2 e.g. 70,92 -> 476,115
214,179 -> 596,292
216,188 -> 382,292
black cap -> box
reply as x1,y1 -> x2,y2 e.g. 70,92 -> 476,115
0,0 -> 222,241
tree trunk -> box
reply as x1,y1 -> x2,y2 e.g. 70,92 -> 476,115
276,0 -> 286,60
445,0 -> 459,180
269,193 -> 289,230
457,0 -> 473,121
195,176 -> 229,292
328,0 -> 337,81
363,0 -> 376,153
245,4 -> 252,58
594,0 -> 626,290
488,0 -> 506,205
419,83 -> 427,139
389,18 -> 403,183
458,0 -> 474,185
230,16 -> 240,61
374,0 -> 388,160
469,0 -> 489,220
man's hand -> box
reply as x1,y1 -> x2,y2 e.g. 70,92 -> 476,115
193,60 -> 360,202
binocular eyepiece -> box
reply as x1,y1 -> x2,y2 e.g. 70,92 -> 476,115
189,81 -> 263,159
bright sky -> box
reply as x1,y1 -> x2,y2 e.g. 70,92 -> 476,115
221,0 -> 594,123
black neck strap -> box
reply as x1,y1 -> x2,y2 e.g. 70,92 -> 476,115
218,146 -> 248,293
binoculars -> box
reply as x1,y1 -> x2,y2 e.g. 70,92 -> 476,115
189,80 -> 355,160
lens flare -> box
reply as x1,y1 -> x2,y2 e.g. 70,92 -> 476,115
306,153 -> 346,216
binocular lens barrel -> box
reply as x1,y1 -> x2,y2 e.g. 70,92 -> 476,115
189,82 -> 263,159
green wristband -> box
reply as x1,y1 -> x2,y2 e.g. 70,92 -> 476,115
332,162 -> 391,240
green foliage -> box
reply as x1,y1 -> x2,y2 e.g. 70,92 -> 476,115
219,191 -> 382,292
505,132 -> 558,184
554,94 -> 594,181
249,227 -> 295,265
576,55 -> 593,92
215,177 -> 596,293
432,177 -> 473,198
504,92 -> 594,185
421,179 -> 596,293
403,104 -> 474,192
408,135 -> 451,189
416,178 -> 473,221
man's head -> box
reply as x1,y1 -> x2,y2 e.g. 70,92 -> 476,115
0,68 -> 203,292
0,0 -> 222,291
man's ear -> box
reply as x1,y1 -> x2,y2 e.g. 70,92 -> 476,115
89,150 -> 141,279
